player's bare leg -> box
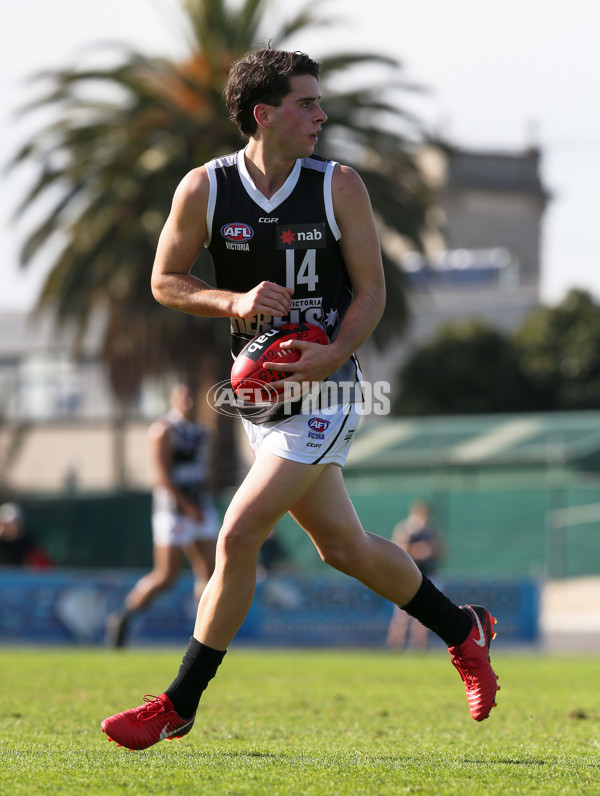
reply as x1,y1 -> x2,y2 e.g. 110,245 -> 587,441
289,465 -> 423,604
104,544 -> 182,647
193,452 -> 326,649
183,539 -> 216,603
409,617 -> 430,650
125,544 -> 182,611
102,453 -> 327,748
386,605 -> 411,649
290,465 -> 499,720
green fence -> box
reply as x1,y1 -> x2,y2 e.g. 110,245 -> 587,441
19,492 -> 153,569
15,468 -> 600,579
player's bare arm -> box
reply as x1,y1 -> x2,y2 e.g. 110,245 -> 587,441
328,164 -> 386,351
267,165 -> 385,384
151,168 -> 292,319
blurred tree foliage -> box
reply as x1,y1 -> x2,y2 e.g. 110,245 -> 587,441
515,289 -> 600,411
6,0 -> 431,397
392,319 -> 537,416
6,0 -> 432,484
393,290 -> 600,416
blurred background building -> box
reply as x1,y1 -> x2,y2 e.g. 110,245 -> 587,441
364,143 -> 549,384
0,309 -> 155,492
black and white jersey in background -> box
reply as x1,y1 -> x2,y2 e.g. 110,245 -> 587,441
205,149 -> 362,424
152,410 -> 211,514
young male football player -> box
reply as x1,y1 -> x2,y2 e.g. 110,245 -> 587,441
101,47 -> 499,750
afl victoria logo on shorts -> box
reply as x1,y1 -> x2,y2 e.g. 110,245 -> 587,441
308,417 -> 330,441
308,418 -> 330,433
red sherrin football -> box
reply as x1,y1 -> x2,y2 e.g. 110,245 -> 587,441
231,322 -> 330,402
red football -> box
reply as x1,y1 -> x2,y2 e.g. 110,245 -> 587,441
231,322 -> 330,403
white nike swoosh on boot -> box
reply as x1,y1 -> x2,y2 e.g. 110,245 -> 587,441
159,718 -> 194,741
471,610 -> 487,647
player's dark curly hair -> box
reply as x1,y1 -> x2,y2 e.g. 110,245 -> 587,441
225,47 -> 321,138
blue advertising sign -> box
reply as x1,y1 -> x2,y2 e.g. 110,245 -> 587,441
0,568 -> 539,646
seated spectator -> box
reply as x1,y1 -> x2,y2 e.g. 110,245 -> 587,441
0,502 -> 52,568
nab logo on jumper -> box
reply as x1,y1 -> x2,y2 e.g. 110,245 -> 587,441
276,223 -> 327,249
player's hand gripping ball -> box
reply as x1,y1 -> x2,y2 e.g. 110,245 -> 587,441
231,322 -> 330,403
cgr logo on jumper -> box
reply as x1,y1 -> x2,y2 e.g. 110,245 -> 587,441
276,223 -> 326,250
221,222 -> 253,250
307,417 -> 330,440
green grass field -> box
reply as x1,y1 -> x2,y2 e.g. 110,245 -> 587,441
1,647 -> 599,794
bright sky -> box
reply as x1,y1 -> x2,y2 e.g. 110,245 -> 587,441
2,0 -> 599,310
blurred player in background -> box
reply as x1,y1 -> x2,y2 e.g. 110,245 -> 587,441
101,46 -> 499,749
105,382 -> 219,647
387,501 -> 444,650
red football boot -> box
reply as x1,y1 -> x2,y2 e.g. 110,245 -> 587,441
448,605 -> 500,721
101,693 -> 195,750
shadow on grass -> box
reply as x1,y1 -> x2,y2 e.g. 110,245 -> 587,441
221,751 -> 279,760
467,757 -> 549,766
183,748 -> 600,773
464,757 -> 600,771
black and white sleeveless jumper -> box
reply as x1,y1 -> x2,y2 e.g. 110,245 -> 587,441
205,148 -> 361,424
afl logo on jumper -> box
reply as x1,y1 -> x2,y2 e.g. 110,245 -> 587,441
276,223 -> 326,249
221,223 -> 253,250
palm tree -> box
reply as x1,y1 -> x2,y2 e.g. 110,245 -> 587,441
6,0 -> 431,486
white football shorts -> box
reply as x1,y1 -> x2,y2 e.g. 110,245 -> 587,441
152,502 -> 220,547
241,402 -> 360,467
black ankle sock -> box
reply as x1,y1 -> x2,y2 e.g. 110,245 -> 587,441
400,576 -> 472,647
165,638 -> 227,718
